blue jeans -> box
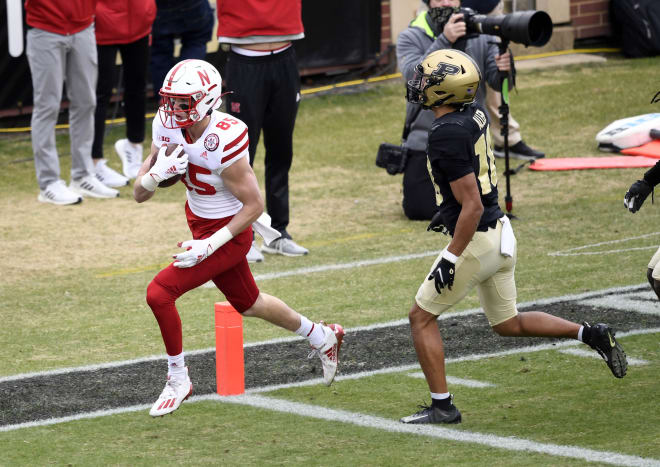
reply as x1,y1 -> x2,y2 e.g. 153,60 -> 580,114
150,0 -> 214,93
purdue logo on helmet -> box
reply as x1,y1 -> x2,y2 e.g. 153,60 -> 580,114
406,49 -> 481,109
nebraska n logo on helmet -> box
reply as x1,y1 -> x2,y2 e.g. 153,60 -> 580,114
159,59 -> 224,129
406,49 -> 481,109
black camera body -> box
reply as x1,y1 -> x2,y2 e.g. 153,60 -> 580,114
376,143 -> 409,175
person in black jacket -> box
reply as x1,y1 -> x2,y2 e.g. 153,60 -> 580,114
624,160 -> 660,299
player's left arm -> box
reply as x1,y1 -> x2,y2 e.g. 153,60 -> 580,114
448,173 -> 483,257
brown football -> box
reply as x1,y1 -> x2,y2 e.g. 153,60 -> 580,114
149,143 -> 186,187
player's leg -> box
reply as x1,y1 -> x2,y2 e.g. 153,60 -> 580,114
400,246 -> 482,424
215,260 -> 344,386
647,247 -> 660,299
479,225 -> 627,378
146,223 -> 252,416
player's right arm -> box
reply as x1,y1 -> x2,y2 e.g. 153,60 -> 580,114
133,143 -> 160,203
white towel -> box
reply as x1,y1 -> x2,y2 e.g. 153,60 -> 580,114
499,216 -> 516,257
252,213 -> 281,245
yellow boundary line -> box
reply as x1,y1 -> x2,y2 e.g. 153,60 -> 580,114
0,48 -> 620,134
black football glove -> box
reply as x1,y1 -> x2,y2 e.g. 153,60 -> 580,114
428,257 -> 455,294
624,179 -> 652,213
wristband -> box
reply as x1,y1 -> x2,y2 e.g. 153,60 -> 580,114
208,226 -> 234,251
442,249 -> 458,264
140,172 -> 159,192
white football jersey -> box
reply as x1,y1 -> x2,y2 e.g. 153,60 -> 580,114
152,111 -> 250,219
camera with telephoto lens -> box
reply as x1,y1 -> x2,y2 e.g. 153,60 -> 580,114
376,143 -> 409,175
430,6 -> 553,47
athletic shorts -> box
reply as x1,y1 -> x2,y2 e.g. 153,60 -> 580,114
649,246 -> 660,280
415,219 -> 518,326
152,202 -> 259,312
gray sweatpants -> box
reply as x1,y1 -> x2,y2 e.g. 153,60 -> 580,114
26,25 -> 97,190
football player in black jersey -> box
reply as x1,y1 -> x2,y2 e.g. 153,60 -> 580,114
399,50 -> 628,425
624,160 -> 660,299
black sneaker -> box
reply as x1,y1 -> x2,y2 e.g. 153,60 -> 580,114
400,401 -> 462,424
583,322 -> 628,378
493,140 -> 545,161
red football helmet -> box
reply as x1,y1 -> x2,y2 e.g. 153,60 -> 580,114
158,59 -> 223,129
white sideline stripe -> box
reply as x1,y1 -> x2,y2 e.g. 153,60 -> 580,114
548,231 -> 660,257
2,327 -> 659,434
559,348 -> 650,365
0,283 -> 651,384
215,394 -> 660,467
579,295 -> 660,316
201,250 -> 442,287
408,372 -> 495,388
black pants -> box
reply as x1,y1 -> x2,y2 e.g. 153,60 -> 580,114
402,150 -> 437,221
224,47 -> 300,236
92,35 -> 150,159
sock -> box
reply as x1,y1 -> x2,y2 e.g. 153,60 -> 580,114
167,352 -> 186,377
580,324 -> 592,345
295,315 -> 325,348
431,392 -> 452,409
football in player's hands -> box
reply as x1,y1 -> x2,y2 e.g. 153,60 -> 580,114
149,143 -> 186,187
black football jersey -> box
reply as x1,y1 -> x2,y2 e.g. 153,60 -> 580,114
426,103 -> 504,234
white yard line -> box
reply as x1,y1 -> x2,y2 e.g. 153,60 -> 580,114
214,394 -> 660,467
548,232 -> 660,257
559,348 -> 650,365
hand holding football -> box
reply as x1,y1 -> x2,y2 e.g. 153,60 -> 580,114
149,144 -> 186,187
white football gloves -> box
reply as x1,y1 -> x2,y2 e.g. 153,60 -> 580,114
173,226 -> 234,268
141,144 -> 188,191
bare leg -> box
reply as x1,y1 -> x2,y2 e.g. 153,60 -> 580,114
242,292 -> 301,331
647,268 -> 660,300
409,303 -> 448,393
492,311 -> 580,338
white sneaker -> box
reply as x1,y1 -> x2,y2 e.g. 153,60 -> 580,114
308,323 -> 345,386
95,159 -> 129,187
247,241 -> 264,263
114,138 -> 143,179
262,237 -> 309,256
149,368 -> 193,417
70,175 -> 119,198
37,180 -> 82,205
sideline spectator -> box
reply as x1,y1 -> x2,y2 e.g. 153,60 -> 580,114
399,49 -> 627,425
25,0 -> 118,205
133,59 -> 344,417
149,0 -> 214,99
217,0 -> 309,262
460,0 -> 545,160
395,0 -> 542,220
624,160 -> 660,299
93,0 -> 156,184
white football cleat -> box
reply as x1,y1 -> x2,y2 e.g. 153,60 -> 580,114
95,159 -> 129,187
149,368 -> 193,417
38,180 -> 82,205
246,241 -> 264,263
309,323 -> 345,386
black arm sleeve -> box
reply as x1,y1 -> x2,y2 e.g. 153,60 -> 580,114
643,160 -> 660,187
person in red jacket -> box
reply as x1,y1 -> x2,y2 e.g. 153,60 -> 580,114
217,0 -> 309,262
92,0 -> 157,185
25,0 -> 119,205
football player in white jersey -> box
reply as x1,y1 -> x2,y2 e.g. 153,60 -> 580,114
133,59 -> 344,417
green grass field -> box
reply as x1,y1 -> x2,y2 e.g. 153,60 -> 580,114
1,54 -> 659,465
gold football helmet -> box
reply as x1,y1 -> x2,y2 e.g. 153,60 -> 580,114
406,49 -> 481,109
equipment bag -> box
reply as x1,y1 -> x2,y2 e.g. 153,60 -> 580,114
611,0 -> 660,57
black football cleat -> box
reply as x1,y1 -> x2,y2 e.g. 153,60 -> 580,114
584,322 -> 628,378
400,401 -> 462,424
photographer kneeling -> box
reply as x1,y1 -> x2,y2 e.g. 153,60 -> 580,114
392,0 -> 537,220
